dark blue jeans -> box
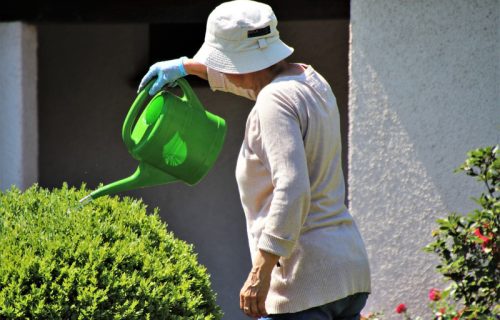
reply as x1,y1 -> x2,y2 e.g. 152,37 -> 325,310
259,292 -> 369,320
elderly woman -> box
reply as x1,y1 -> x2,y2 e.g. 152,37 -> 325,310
138,1 -> 371,319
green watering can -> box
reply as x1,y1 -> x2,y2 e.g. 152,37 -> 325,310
80,78 -> 227,204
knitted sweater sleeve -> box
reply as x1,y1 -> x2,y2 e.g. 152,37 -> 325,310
253,85 -> 311,258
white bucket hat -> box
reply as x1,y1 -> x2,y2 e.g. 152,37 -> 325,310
193,0 -> 294,74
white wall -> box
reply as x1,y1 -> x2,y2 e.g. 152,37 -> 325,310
349,0 -> 499,318
0,22 -> 37,191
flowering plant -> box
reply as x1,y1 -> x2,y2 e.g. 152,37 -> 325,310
425,288 -> 462,320
423,146 -> 499,319
362,146 -> 499,320
362,288 -> 462,320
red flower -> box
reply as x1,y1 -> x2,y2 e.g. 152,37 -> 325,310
452,317 -> 459,320
428,288 -> 441,301
395,303 -> 407,314
474,228 -> 490,243
474,228 -> 493,252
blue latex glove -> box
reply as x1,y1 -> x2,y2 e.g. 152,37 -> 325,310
138,57 -> 188,95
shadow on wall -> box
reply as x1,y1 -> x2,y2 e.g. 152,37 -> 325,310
37,18 -> 350,319
38,23 -> 253,320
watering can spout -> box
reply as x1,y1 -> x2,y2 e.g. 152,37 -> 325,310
88,162 -> 178,200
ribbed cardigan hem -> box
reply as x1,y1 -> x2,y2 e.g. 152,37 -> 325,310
265,278 -> 371,314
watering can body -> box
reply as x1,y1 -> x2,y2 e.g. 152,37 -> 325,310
87,78 -> 226,200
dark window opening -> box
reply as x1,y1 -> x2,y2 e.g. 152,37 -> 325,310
149,23 -> 207,87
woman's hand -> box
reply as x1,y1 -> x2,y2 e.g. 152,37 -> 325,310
138,57 -> 188,95
138,58 -> 208,96
240,249 -> 280,318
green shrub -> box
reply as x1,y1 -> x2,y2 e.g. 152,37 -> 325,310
424,146 -> 499,319
0,184 -> 223,320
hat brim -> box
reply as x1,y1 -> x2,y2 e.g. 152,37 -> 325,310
193,39 -> 294,74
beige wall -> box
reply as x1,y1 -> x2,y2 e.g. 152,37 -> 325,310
349,1 -> 499,318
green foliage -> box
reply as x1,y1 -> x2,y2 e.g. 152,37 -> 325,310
0,184 -> 223,320
424,146 -> 499,319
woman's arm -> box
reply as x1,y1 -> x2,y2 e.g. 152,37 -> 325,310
183,58 -> 208,80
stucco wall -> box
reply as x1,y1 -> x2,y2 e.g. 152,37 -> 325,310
349,1 -> 499,318
0,22 -> 37,190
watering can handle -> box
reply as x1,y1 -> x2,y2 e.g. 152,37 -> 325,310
122,78 -> 204,150
176,78 -> 205,111
122,80 -> 155,150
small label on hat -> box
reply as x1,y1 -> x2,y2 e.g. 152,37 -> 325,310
248,26 -> 271,38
